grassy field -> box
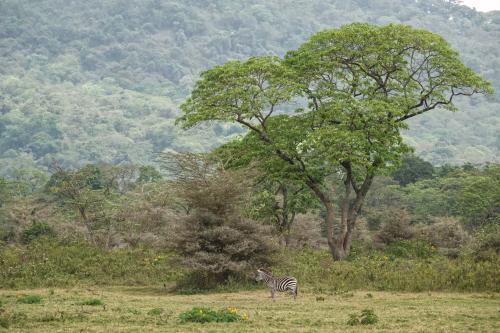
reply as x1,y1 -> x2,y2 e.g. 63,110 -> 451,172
0,287 -> 498,332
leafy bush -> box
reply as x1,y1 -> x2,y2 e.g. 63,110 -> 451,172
347,309 -> 378,326
179,307 -> 248,323
385,240 -> 437,259
374,208 -> 414,245
17,295 -> 43,304
21,222 -> 56,244
417,217 -> 470,249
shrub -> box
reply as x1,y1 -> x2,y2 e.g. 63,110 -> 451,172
360,309 -> 378,325
167,154 -> 277,289
384,240 -> 436,259
417,217 -> 470,249
21,222 -> 56,244
374,208 -> 414,245
171,211 -> 277,289
179,307 -> 248,323
470,224 -> 500,260
17,295 -> 43,304
347,309 -> 378,326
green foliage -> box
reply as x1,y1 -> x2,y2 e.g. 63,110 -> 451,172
0,240 -> 179,288
137,166 -> 162,183
21,222 -> 56,244
179,307 -> 248,323
147,308 -> 163,316
17,295 -> 43,304
391,154 -> 434,186
78,299 -> 103,306
347,309 -> 378,325
402,165 -> 500,228
384,240 -> 437,259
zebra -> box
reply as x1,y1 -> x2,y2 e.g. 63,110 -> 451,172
255,268 -> 298,301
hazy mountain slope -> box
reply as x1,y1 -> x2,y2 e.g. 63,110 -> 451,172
0,0 -> 498,176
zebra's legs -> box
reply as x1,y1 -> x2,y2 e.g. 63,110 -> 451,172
271,288 -> 276,301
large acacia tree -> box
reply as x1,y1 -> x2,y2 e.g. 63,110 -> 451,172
178,23 -> 491,260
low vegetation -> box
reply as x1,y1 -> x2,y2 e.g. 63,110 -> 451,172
77,299 -> 104,306
179,307 -> 248,323
16,295 -> 43,305
347,309 -> 378,326
1,240 -> 498,293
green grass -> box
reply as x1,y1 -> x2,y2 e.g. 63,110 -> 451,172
77,298 -> 104,306
17,295 -> 43,304
0,287 -> 498,332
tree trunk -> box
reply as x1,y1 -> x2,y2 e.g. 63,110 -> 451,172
78,205 -> 97,246
306,179 -> 345,259
306,166 -> 375,261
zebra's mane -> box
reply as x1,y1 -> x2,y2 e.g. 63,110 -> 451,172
258,268 -> 273,276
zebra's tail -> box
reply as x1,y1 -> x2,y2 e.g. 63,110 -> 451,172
294,284 -> 298,299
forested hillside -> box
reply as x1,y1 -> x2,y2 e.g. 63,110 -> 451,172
1,0 -> 499,176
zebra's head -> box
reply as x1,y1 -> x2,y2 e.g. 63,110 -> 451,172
255,268 -> 270,281
255,268 -> 265,281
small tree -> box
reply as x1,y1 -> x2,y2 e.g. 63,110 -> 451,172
178,23 -> 491,260
165,153 -> 277,288
45,164 -> 124,247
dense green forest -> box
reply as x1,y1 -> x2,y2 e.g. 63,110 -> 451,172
0,0 -> 499,177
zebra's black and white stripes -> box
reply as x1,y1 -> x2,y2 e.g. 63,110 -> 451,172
255,268 -> 298,300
